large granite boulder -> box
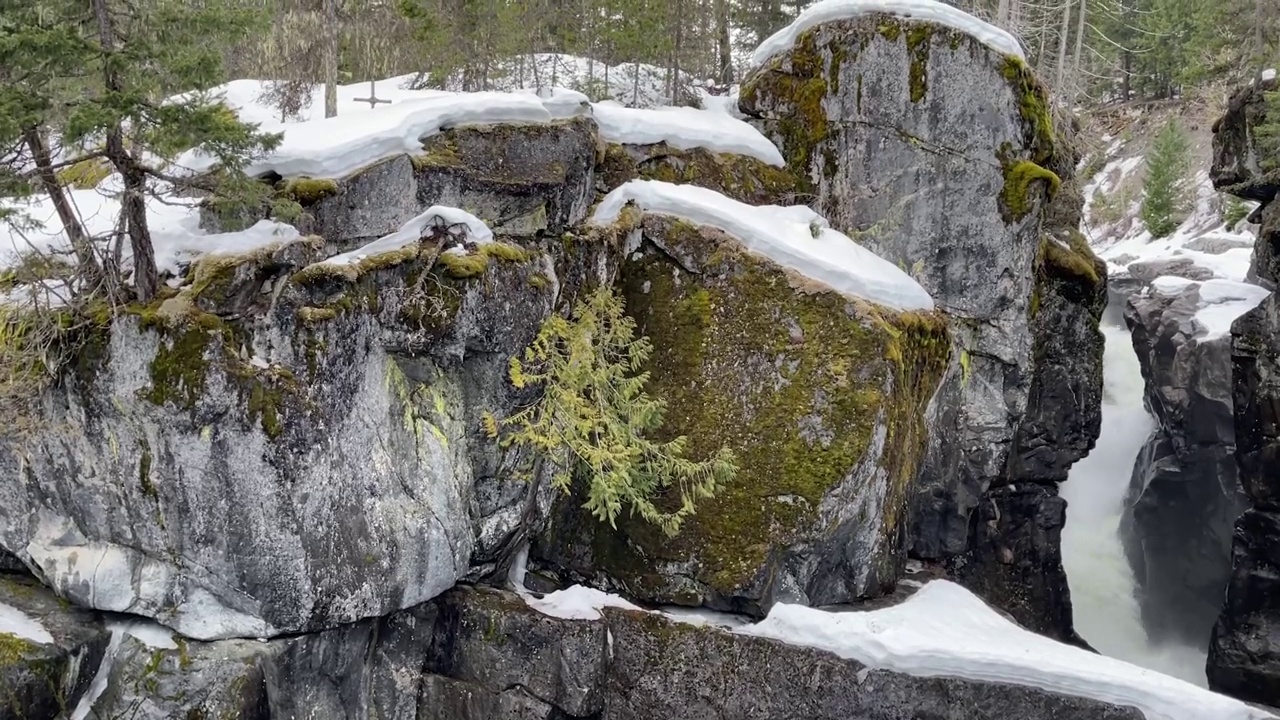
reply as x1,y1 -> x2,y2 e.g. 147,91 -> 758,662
533,215 -> 949,615
0,221 -> 600,639
255,118 -> 599,251
595,142 -> 799,205
1121,280 -> 1251,648
738,13 -> 1104,640
0,575 -> 111,719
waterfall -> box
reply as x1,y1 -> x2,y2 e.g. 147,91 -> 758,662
1062,321 -> 1211,686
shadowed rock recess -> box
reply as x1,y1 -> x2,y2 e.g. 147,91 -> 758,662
1208,75 -> 1280,705
0,14 -> 1132,720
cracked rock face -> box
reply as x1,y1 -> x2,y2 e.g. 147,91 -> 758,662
1121,284 -> 1247,648
0,218 -> 600,639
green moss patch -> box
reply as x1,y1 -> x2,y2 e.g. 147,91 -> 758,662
278,177 -> 339,205
1000,159 -> 1061,223
1039,230 -> 1102,287
0,631 -> 36,665
55,157 -> 111,190
1001,57 -> 1055,165
588,219 -> 949,598
740,31 -> 830,181
906,25 -> 933,103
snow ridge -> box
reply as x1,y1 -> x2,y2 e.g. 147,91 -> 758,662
742,581 -> 1272,720
750,0 -> 1026,69
318,207 -> 494,268
593,103 -> 785,166
591,180 -> 934,312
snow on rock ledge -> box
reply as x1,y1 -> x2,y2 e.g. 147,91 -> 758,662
749,0 -> 1026,68
592,103 -> 785,167
742,580 -> 1272,720
590,180 -> 934,311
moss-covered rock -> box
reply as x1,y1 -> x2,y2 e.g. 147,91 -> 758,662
535,216 -> 948,613
415,118 -> 598,239
596,142 -> 799,206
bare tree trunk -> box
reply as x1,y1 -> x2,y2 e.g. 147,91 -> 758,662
1071,0 -> 1086,102
21,130 -> 102,284
1055,0 -> 1072,91
716,0 -> 732,84
1258,0 -> 1267,81
93,0 -> 157,301
324,0 -> 339,118
672,0 -> 684,105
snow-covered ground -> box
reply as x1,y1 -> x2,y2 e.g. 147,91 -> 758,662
592,102 -> 784,166
750,0 -> 1026,69
591,179 -> 934,311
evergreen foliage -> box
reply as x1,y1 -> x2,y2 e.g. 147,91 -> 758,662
1260,81 -> 1280,174
1141,120 -> 1191,238
499,286 -> 737,536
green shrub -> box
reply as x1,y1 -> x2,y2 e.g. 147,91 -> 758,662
497,286 -> 737,536
1141,120 -> 1191,238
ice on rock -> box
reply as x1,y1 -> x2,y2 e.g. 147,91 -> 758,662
591,180 -> 934,312
750,0 -> 1026,69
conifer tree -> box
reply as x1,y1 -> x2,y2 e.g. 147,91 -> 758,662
1,0 -> 284,301
1141,120 -> 1192,238
498,287 -> 737,537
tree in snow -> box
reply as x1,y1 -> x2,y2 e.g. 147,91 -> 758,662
1141,120 -> 1191,238
495,286 -> 737,537
0,0 -> 285,302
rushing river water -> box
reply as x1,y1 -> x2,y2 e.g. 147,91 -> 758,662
1061,322 -> 1211,686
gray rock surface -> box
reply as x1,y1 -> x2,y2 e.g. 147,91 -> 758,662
1208,194 -> 1280,702
740,14 -> 1047,562
0,223 -> 587,639
1211,76 -> 1278,202
1122,283 -> 1247,647
1128,256 -> 1217,284
0,576 -> 111,720
737,14 -> 1103,641
52,583 -> 1148,720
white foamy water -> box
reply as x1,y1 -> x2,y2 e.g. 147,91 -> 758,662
1062,322 -> 1211,686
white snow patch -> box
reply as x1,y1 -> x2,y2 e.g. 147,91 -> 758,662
1263,68 -> 1276,83
1150,276 -> 1196,295
750,0 -> 1025,69
317,206 -> 492,268
0,601 -> 55,644
660,605 -> 753,630
740,580 -> 1274,720
177,90 -> 588,180
1191,279 -> 1271,340
591,180 -> 934,311
593,103 -> 783,166
521,585 -> 644,621
70,629 -> 124,720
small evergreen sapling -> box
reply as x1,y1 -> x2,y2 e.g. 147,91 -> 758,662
1141,120 -> 1192,238
497,286 -> 737,537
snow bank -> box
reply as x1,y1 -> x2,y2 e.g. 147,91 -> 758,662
591,180 -> 934,311
0,600 -> 55,644
1,182 -> 300,280
750,0 -> 1025,69
593,103 -> 783,166
176,90 -> 590,180
741,580 -> 1273,720
1188,279 -> 1271,340
1263,68 -> 1276,83
317,206 -> 492,268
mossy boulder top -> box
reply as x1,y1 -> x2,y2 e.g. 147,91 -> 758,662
535,215 -> 949,614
